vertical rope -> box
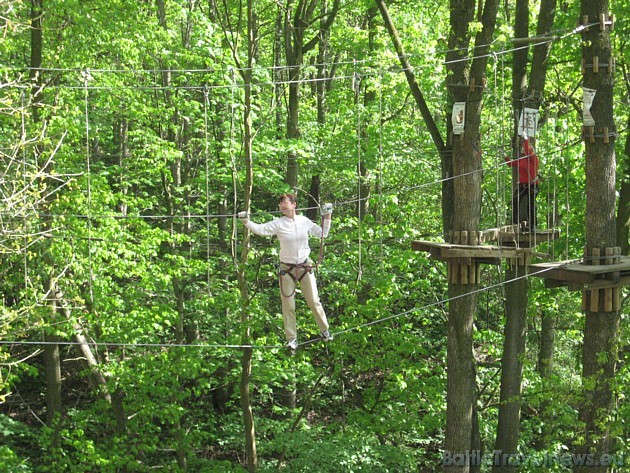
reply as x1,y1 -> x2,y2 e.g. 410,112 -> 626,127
378,73 -> 384,265
82,69 -> 94,306
563,102 -> 570,258
550,108 -> 559,261
355,60 -> 362,280
204,86 -> 211,293
494,53 -> 506,286
20,91 -> 28,305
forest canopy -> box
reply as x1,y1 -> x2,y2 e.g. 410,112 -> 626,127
0,0 -> 628,472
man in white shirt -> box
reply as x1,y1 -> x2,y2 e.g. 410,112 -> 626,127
239,194 -> 333,350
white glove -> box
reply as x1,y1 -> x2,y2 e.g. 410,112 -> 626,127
321,203 -> 333,216
237,211 -> 248,222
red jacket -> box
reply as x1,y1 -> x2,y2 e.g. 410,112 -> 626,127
505,138 -> 539,185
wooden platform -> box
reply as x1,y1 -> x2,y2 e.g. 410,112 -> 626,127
411,240 -> 548,266
480,225 -> 561,248
412,227 -> 559,285
527,256 -> 630,291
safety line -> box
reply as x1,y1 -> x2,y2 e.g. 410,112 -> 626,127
1,22 -> 597,94
307,259 -> 578,347
0,259 -> 579,351
2,21 -> 595,78
0,138 -> 586,223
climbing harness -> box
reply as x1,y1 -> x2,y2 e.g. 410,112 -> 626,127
278,260 -> 315,298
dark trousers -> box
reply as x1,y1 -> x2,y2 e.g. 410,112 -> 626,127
511,183 -> 539,228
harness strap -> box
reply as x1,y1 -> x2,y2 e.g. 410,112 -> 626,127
278,261 -> 314,298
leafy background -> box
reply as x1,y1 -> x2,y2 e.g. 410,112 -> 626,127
0,0 -> 628,471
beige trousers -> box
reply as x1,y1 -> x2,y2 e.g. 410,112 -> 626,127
278,262 -> 329,341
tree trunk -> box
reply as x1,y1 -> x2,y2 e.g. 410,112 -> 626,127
283,0 -> 340,190
537,310 -> 556,378
43,342 -> 62,434
444,1 -> 499,471
237,1 -> 258,470
43,276 -> 63,447
445,285 -> 477,473
575,1 -> 620,472
493,2 -> 557,468
492,266 -> 528,473
283,0 -> 306,190
532,310 -> 556,450
305,0 -> 334,221
377,1 -> 498,470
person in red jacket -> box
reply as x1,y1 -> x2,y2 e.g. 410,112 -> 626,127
505,135 -> 540,230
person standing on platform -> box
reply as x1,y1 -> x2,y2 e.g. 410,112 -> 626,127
505,135 -> 540,231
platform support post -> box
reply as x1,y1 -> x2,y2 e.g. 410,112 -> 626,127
582,246 -> 622,313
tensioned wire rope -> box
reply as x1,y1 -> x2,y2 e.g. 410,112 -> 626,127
10,126 -> 582,338
3,18 -> 595,83
0,259 -> 579,350
0,135 -> 584,223
0,39 -> 557,93
4,20 -> 593,347
4,143 -> 583,341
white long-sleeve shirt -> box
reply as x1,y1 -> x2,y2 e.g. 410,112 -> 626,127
244,215 -> 331,264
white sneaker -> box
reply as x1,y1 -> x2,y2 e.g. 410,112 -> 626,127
320,330 -> 333,342
286,338 -> 298,350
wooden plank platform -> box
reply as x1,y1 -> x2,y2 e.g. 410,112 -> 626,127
412,240 -> 547,265
480,225 -> 561,248
528,256 -> 630,290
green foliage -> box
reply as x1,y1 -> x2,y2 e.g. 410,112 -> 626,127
266,428 -> 418,472
1,0 -> 627,471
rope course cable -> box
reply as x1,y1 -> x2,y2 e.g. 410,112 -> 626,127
0,138 -> 583,224
2,20 -> 596,81
82,69 -> 95,306
355,59 -> 363,280
1,16 -> 597,357
0,259 -> 578,351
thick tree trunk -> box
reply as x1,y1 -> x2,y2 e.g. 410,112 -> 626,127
493,3 -> 528,468
443,1 -> 499,471
575,1 -> 620,472
492,266 -> 527,473
445,286 -> 477,473
524,0 -> 557,108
